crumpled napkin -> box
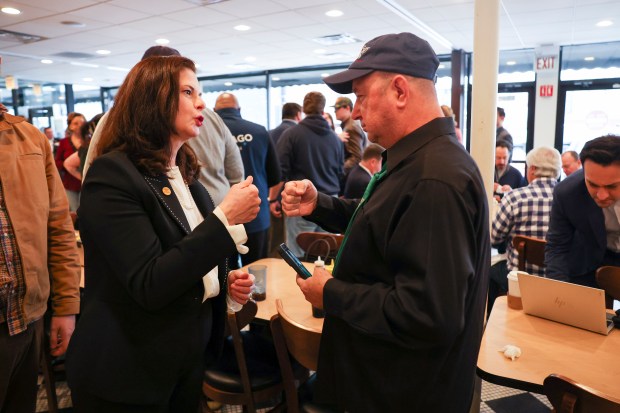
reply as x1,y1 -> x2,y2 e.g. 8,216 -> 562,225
499,344 -> 522,361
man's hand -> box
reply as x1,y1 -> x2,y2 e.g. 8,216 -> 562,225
50,315 -> 76,357
219,176 -> 261,225
338,131 -> 350,143
228,270 -> 255,305
269,200 -> 282,218
281,180 -> 318,217
296,267 -> 332,309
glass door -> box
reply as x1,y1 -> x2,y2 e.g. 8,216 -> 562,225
558,84 -> 620,154
497,84 -> 535,175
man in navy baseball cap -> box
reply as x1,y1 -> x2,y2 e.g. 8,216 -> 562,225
324,32 -> 439,94
281,31 -> 490,412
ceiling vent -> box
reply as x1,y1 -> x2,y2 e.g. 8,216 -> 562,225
184,0 -> 230,5
312,33 -> 361,46
52,51 -> 97,59
0,29 -> 46,44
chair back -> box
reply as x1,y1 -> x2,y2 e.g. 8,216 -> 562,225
512,235 -> 546,271
226,301 -> 258,407
270,299 -> 322,413
296,232 -> 343,263
595,266 -> 620,309
544,374 -> 620,413
596,266 -> 620,300
203,302 -> 286,413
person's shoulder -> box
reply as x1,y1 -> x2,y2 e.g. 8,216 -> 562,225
555,169 -> 584,196
88,151 -> 132,174
503,184 -> 531,202
2,113 -> 26,125
507,165 -> 523,175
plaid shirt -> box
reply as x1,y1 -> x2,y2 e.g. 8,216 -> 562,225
0,180 -> 28,336
491,177 -> 557,276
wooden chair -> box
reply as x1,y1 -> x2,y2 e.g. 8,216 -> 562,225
202,301 -> 285,413
270,299 -> 335,413
544,374 -> 620,413
596,266 -> 620,309
295,232 -> 343,263
512,235 -> 546,271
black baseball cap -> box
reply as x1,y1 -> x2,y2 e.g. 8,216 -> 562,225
324,32 -> 439,94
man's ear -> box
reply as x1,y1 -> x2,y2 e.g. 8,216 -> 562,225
391,75 -> 410,109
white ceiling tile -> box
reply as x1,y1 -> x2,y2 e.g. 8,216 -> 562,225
124,16 -> 189,34
108,0 -> 195,15
165,7 -> 237,26
69,3 -> 150,24
249,11 -> 320,30
205,0 -> 288,19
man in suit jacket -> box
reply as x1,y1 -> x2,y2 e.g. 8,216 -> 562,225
343,143 -> 384,199
268,102 -> 302,257
545,135 -> 620,287
269,102 -> 302,147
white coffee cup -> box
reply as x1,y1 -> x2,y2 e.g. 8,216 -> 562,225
507,270 -> 528,310
507,271 -> 521,297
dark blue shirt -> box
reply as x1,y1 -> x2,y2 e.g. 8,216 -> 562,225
276,114 -> 343,196
216,108 -> 281,233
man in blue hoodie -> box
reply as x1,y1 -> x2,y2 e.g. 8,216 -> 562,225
275,91 -> 344,257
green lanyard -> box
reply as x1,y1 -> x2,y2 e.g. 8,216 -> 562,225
333,163 -> 388,275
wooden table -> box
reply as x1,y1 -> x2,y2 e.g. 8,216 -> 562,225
241,258 -> 324,332
477,296 -> 620,397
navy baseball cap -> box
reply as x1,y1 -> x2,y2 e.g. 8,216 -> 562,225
324,32 -> 439,94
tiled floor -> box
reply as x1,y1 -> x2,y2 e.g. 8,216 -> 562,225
480,380 -> 551,412
37,378 -> 552,412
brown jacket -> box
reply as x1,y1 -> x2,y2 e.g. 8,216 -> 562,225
0,113 -> 80,323
341,116 -> 367,174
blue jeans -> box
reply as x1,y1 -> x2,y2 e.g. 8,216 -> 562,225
285,216 -> 327,258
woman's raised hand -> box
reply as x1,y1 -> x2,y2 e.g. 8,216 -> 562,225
219,176 -> 261,225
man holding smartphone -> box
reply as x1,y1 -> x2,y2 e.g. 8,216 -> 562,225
281,33 -> 489,412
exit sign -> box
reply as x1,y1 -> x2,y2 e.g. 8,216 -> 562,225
535,55 -> 558,73
539,85 -> 554,97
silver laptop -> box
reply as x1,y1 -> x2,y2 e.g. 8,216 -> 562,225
518,273 -> 614,335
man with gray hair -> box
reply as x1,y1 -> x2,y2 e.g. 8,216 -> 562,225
489,146 -> 561,310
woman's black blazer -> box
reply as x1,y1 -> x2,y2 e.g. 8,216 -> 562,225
66,151 -> 237,404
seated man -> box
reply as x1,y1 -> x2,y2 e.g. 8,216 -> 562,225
545,135 -> 620,287
494,141 -> 526,199
343,143 -> 384,199
489,146 -> 561,313
561,150 -> 582,177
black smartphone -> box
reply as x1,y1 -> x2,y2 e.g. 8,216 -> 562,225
277,243 -> 313,279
